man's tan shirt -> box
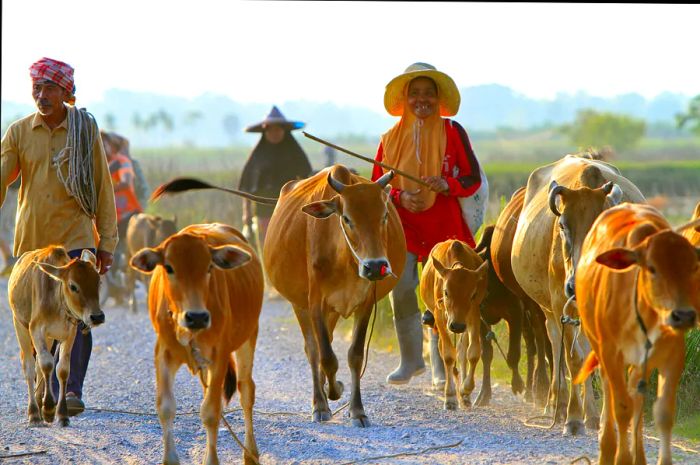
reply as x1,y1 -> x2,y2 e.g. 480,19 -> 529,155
1,111 -> 118,255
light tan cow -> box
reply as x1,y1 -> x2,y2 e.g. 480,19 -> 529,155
125,213 -> 178,313
574,203 -> 700,465
263,165 -> 405,427
420,239 -> 488,410
130,223 -> 263,465
8,246 -> 104,427
511,153 -> 645,435
682,201 -> 700,246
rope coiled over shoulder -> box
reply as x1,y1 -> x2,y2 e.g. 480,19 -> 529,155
52,106 -> 98,218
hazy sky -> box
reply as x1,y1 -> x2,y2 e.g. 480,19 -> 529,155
3,1 -> 699,114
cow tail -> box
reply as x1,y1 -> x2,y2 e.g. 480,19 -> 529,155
573,352 -> 599,385
223,355 -> 237,404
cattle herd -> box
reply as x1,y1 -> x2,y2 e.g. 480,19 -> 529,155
6,155 -> 700,465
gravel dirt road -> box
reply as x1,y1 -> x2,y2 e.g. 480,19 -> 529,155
1,276 -> 698,464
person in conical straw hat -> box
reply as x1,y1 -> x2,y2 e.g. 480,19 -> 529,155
2,57 -> 119,416
238,105 -> 312,253
372,62 -> 487,386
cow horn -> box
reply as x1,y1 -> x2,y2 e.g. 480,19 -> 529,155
548,181 -> 567,217
375,170 -> 395,188
327,172 -> 346,193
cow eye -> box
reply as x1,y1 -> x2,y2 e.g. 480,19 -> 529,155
69,283 -> 79,293
647,266 -> 656,275
164,264 -> 174,274
443,289 -> 449,298
342,215 -> 352,226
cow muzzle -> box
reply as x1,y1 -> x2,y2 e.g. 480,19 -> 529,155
359,258 -> 391,281
182,310 -> 211,330
668,307 -> 697,330
448,321 -> 467,334
89,311 -> 106,326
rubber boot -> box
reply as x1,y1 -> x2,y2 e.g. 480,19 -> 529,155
429,329 -> 446,390
386,314 -> 427,384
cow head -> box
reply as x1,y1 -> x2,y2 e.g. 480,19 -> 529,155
432,246 -> 489,334
37,249 -> 105,328
130,233 -> 251,333
596,230 -> 700,331
302,170 -> 395,281
549,180 -> 623,298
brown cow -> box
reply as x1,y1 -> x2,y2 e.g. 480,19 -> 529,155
125,213 -> 178,313
420,239 -> 488,410
488,187 -> 552,408
473,223 -> 551,407
263,164 -> 405,427
682,201 -> 700,246
511,154 -> 645,435
8,247 -> 104,427
130,223 -> 262,465
574,203 -> 700,465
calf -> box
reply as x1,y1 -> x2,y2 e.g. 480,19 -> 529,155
574,203 -> 700,465
420,239 -> 488,410
125,213 -> 178,313
130,223 -> 263,465
8,247 -> 104,426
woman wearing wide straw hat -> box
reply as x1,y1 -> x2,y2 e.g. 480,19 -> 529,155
239,105 -> 312,250
372,62 -> 487,386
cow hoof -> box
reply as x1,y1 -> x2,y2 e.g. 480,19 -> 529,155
326,381 -> 344,401
475,392 -> 491,407
444,399 -> 458,410
524,390 -> 533,403
59,417 -> 70,427
28,418 -> 44,427
585,417 -> 600,431
352,415 -> 370,428
312,409 -> 332,422
511,375 -> 525,395
563,420 -> 585,436
42,411 -> 55,424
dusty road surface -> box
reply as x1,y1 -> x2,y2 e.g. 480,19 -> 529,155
1,275 -> 698,464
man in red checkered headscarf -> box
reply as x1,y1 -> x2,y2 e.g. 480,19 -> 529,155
2,57 -> 118,418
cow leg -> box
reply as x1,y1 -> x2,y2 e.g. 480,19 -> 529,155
234,336 -> 260,465
530,303 -> 551,408
436,324 -> 458,410
310,303 -> 342,402
30,323 -> 56,423
155,342 -> 181,465
459,311 -> 481,408
13,318 -> 42,425
126,266 -> 138,314
574,335 -> 601,432
627,366 -> 647,465
603,350 -> 634,465
475,319 -> 493,406
292,305 -> 330,422
55,326 -> 76,427
562,323 -> 586,436
347,303 -> 372,427
505,311 -> 525,395
544,317 -> 568,422
522,307 -> 537,403
654,346 -> 683,465
598,369 -> 617,465
201,358 -> 227,465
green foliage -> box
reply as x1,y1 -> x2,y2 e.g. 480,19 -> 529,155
560,109 -> 646,152
676,95 -> 700,136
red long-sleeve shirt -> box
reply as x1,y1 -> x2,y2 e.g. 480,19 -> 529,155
372,119 -> 482,260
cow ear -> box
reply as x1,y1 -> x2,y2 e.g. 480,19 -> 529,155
432,255 -> 448,277
130,248 -> 163,274
211,245 -> 251,270
36,261 -> 66,281
80,249 -> 98,270
302,196 -> 339,218
595,248 -> 638,270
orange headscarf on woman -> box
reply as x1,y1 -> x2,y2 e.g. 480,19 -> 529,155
380,82 -> 446,210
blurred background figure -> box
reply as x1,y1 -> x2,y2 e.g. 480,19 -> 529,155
238,105 -> 312,251
108,132 -> 150,207
323,144 -> 337,168
101,130 -> 143,305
